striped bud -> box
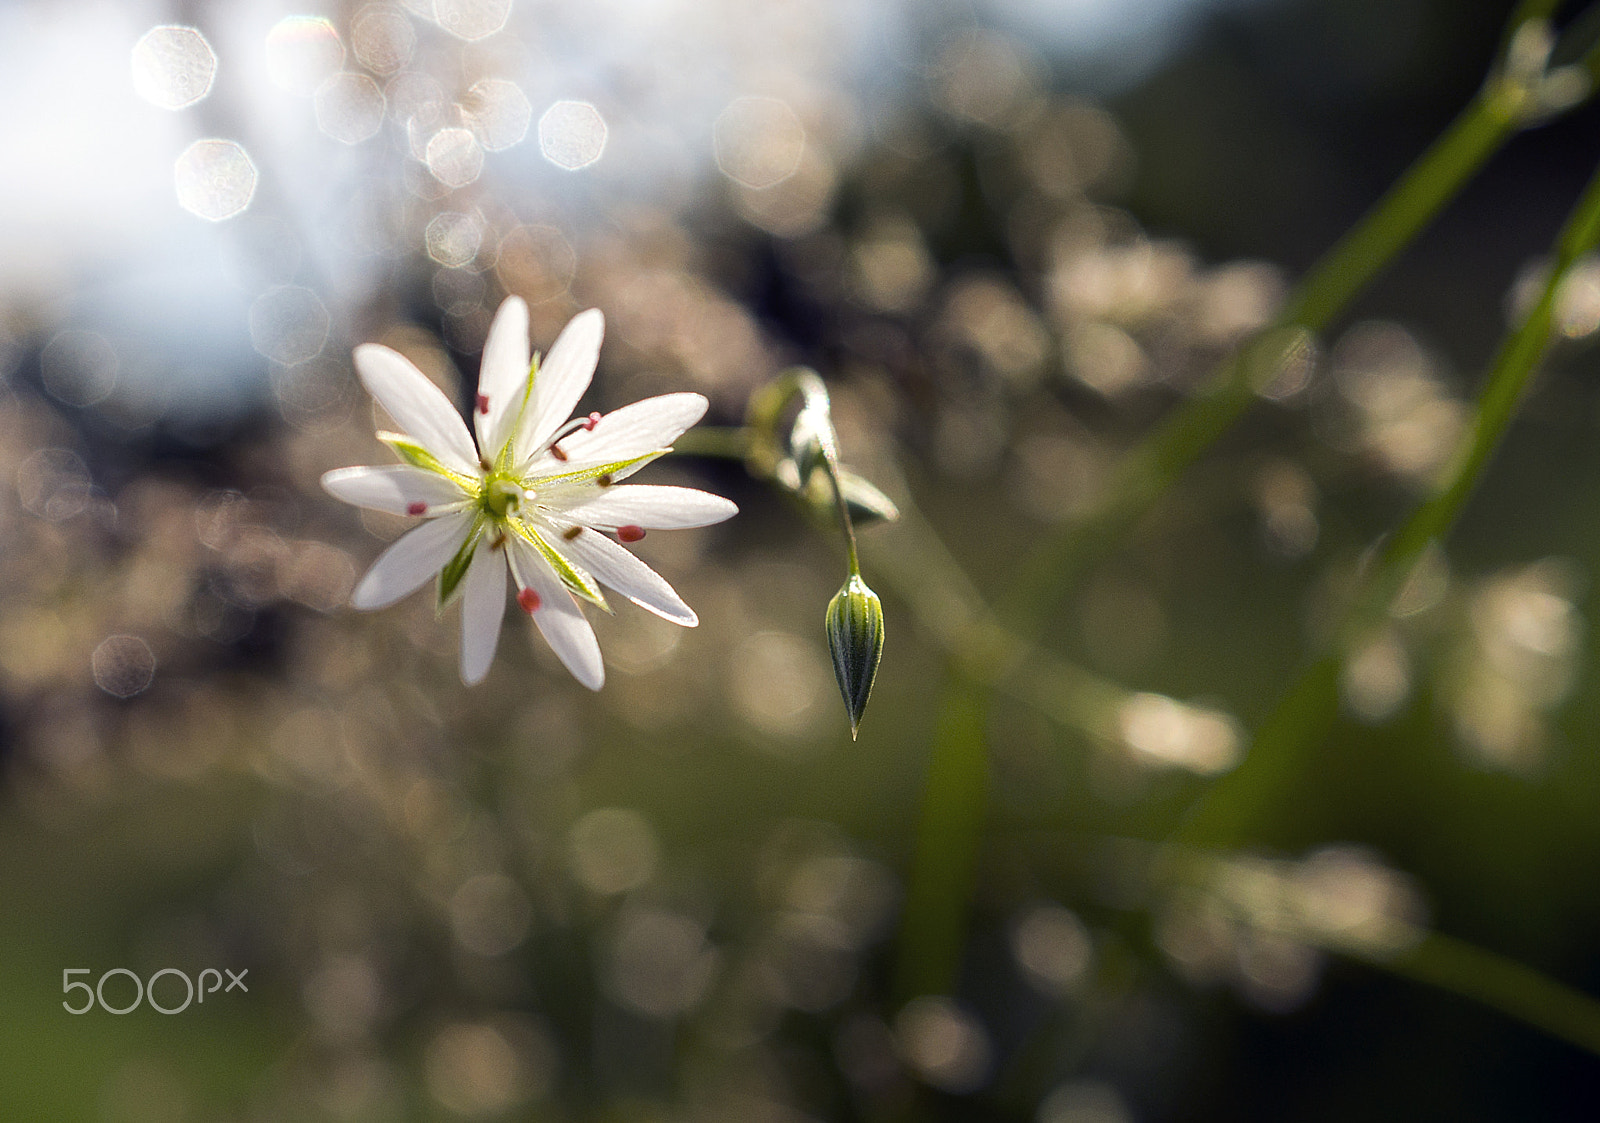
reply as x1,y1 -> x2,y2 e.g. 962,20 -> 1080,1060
825,574 -> 885,740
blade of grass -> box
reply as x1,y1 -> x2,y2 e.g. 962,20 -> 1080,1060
1358,932 -> 1600,1058
893,676 -> 990,1003
1006,24 -> 1560,627
1181,150 -> 1600,849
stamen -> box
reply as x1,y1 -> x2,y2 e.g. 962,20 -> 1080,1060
562,526 -> 583,540
476,392 -> 490,414
517,587 -> 541,614
597,473 -> 614,487
406,501 -> 428,516
618,525 -> 646,543
540,413 -> 602,461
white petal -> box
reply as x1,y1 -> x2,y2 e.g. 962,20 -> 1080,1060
553,527 -> 697,625
459,536 -> 507,685
475,296 -> 530,463
537,392 -> 708,473
354,344 -> 479,475
514,308 -> 604,463
506,534 -> 605,690
321,465 -> 470,515
350,511 -> 473,610
553,485 -> 738,530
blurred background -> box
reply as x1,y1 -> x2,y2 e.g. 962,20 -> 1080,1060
4,0 -> 1600,1118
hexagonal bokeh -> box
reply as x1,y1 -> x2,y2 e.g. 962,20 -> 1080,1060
538,101 -> 607,171
713,96 -> 805,189
41,330 -> 118,407
173,139 -> 258,221
432,0 -> 513,42
130,25 -> 217,110
425,212 -> 484,268
265,15 -> 345,96
425,128 -> 485,189
315,72 -> 387,145
463,79 -> 532,152
248,286 -> 331,365
351,5 -> 417,75
493,224 -> 576,304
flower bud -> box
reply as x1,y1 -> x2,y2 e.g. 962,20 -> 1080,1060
826,574 -> 885,739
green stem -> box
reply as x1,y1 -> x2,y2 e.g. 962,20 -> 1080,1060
1283,87 -> 1523,332
675,424 -> 1135,742
1153,841 -> 1600,1059
737,369 -> 862,575
822,454 -> 862,577
1182,152 -> 1600,849
893,676 -> 990,1003
850,463 -> 1131,738
1154,841 -> 1600,1059
1173,657 -> 1342,849
1364,933 -> 1600,1057
1353,157 -> 1600,636
1006,63 -> 1531,628
669,425 -> 750,460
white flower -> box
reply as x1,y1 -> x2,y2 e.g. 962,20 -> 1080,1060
322,297 -> 737,688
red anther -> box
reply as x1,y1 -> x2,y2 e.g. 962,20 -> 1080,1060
476,393 -> 490,414
550,444 -> 568,461
406,501 -> 428,516
583,412 -> 602,431
618,525 -> 646,543
517,588 -> 541,613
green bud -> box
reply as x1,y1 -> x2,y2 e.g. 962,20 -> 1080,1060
825,574 -> 885,740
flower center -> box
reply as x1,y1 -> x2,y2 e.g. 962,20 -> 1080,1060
480,475 -> 527,521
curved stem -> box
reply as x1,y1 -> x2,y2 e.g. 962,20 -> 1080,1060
822,454 -> 862,578
1363,932 -> 1600,1058
673,428 -> 1132,741
1006,64 -> 1533,629
1180,152 -> 1600,849
893,677 -> 989,1003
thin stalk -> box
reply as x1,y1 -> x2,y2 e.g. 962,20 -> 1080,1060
821,455 -> 862,577
1181,152 -> 1600,849
1006,52 -> 1536,627
673,429 -> 1134,741
1353,162 -> 1600,635
1362,932 -> 1600,1058
893,676 -> 990,1003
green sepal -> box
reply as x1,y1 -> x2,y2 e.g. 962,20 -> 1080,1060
803,468 -> 900,526
436,513 -> 487,609
379,432 -> 478,489
508,521 -> 610,611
